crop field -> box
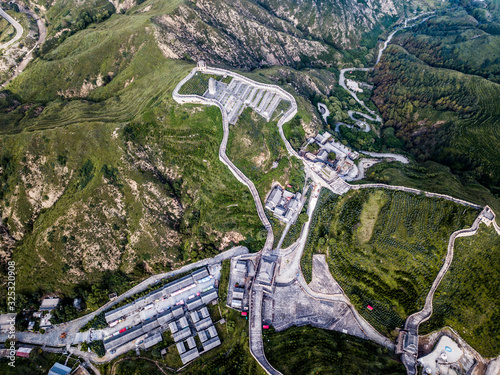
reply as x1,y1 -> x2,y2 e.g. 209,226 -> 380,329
420,224 -> 500,357
301,188 -> 478,335
263,325 -> 405,375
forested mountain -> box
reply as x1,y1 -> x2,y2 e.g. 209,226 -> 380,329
371,0 -> 500,195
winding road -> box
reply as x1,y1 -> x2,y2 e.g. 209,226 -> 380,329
338,12 -> 435,127
401,206 -> 498,374
173,65 -> 300,374
0,5 -> 23,50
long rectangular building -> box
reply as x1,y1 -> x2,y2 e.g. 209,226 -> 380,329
104,325 -> 145,352
105,267 -> 211,324
202,336 -> 221,352
180,348 -> 199,364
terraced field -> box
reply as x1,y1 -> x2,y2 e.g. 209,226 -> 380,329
301,188 -> 478,335
263,326 -> 405,375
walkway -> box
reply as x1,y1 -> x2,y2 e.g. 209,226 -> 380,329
402,206 -> 499,374
173,66 -> 299,374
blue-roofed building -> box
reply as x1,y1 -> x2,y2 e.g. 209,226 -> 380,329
48,362 -> 72,375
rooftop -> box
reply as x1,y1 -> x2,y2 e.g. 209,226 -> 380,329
48,363 -> 72,375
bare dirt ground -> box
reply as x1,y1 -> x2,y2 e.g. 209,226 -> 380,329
308,254 -> 343,295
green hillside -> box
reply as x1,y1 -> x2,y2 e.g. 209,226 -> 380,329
264,326 -> 405,375
393,1 -> 500,82
420,224 -> 500,357
371,45 -> 500,195
0,2 -> 268,306
301,189 -> 478,335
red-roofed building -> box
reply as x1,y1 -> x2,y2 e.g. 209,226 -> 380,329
16,347 -> 32,358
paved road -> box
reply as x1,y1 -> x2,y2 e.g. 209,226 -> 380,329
338,12 -> 435,125
360,151 -> 410,164
0,246 -> 249,349
1,2 -> 47,87
0,6 -> 23,49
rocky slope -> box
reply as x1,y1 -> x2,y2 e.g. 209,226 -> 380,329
154,0 -> 437,70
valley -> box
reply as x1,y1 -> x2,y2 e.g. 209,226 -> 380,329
1,0 -> 500,374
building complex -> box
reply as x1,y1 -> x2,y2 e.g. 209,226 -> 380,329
102,267 -> 221,364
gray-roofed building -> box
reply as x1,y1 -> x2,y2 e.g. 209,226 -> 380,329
186,297 -> 203,311
172,305 -> 184,318
140,308 -> 157,322
233,287 -> 244,300
48,362 -> 72,375
231,299 -> 242,309
142,319 -> 159,332
274,206 -> 286,217
256,256 -> 276,285
235,260 -> 247,273
173,327 -> 192,342
265,186 -> 283,211
191,268 -> 209,282
201,290 -> 218,305
40,298 -> 60,311
168,275 -> 195,293
156,298 -> 171,312
198,330 -> 208,342
190,311 -> 200,323
176,342 -> 186,354
179,316 -> 189,329
180,348 -> 199,364
187,337 -> 196,349
104,325 -> 145,352
202,337 -> 221,352
195,317 -> 213,332
199,307 -> 209,319
157,310 -> 173,326
208,325 -> 218,339
144,333 -> 163,349
169,321 -> 178,334
105,303 -> 135,324
149,290 -> 164,302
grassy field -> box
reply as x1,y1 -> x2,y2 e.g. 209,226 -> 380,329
301,188 -> 478,335
263,325 -> 405,374
420,224 -> 500,357
99,260 -> 266,375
